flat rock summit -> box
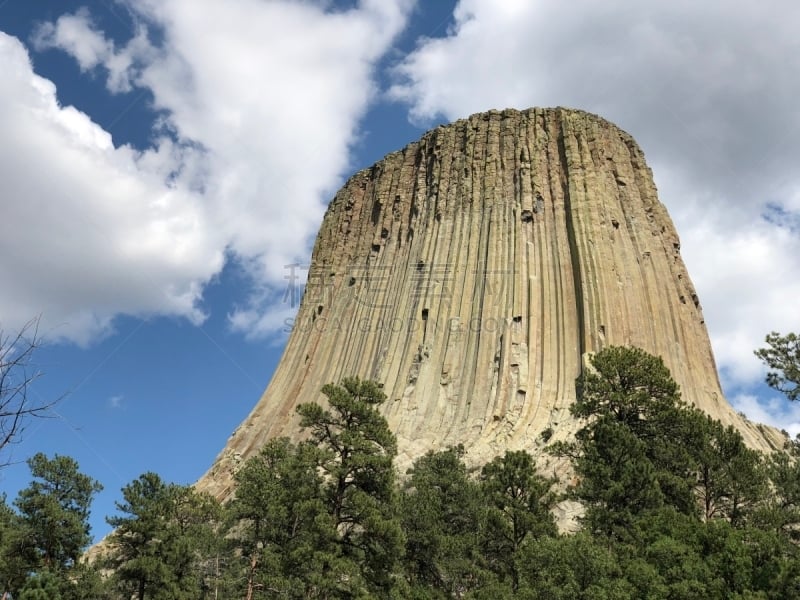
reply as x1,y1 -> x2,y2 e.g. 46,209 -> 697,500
197,107 -> 783,499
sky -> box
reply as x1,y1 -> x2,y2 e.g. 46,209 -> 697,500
0,0 -> 798,542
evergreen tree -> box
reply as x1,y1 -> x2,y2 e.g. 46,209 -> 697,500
574,347 -> 700,515
572,346 -> 682,431
755,449 -> 800,542
13,453 -> 102,575
60,561 -> 111,600
401,446 -> 490,597
18,569 -> 62,600
105,472 -> 173,599
296,377 -> 404,597
755,331 -> 800,401
105,472 -> 220,600
516,532 -> 633,599
479,450 -> 556,590
573,418 -> 667,537
693,416 -> 767,524
225,437 -> 336,598
557,347 -> 698,534
0,493 -> 25,595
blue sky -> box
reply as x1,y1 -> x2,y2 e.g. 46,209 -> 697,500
0,0 -> 798,543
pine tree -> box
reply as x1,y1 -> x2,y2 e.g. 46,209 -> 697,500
755,331 -> 800,401
105,472 -> 220,600
479,450 -> 556,591
561,347 -> 697,532
0,493 -> 25,594
401,446 -> 490,597
13,453 -> 102,573
693,416 -> 767,524
225,437 -> 334,598
296,377 -> 404,597
18,570 -> 62,600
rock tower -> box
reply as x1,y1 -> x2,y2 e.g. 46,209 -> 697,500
197,107 -> 782,498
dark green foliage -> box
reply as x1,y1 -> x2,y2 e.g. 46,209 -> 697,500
624,508 -> 798,599
105,472 -> 173,598
516,532 -> 633,599
298,378 -> 398,512
19,569 -> 62,600
564,346 -> 770,535
7,363 -> 800,599
543,346 -> 799,599
0,493 -> 25,593
59,561 -> 112,600
401,446 -> 489,597
0,455 -> 102,598
297,377 -> 404,596
573,346 -> 681,428
225,377 -> 404,598
479,450 -> 557,590
694,417 -> 767,524
214,367 -> 800,598
225,437 -> 339,598
105,472 -> 221,600
400,447 -> 559,597
755,332 -> 800,401
754,449 -> 800,542
573,419 -> 667,536
13,453 -> 102,572
563,347 -> 699,530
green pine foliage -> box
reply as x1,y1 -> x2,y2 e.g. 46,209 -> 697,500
104,472 -> 221,600
7,357 -> 800,598
0,454 -> 104,598
297,377 -> 404,595
18,569 -> 62,600
401,445 -> 490,597
548,346 -> 800,599
0,493 -> 25,593
479,450 -> 557,591
13,453 -> 103,571
755,332 -> 800,401
224,437 -> 337,598
224,377 -> 404,599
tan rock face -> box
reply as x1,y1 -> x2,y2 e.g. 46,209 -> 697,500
196,107 -> 783,499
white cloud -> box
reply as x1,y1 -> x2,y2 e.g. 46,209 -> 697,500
731,393 -> 800,439
32,8 -> 110,71
674,191 -> 800,386
32,7 -> 151,93
2,0 -> 413,343
390,0 -> 800,395
0,32 -> 221,345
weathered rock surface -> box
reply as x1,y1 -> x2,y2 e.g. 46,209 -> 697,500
196,107 -> 784,499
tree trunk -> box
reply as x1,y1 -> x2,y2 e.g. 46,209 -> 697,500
245,552 -> 258,600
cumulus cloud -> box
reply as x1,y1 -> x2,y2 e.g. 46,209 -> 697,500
33,8 -> 153,93
0,32 -> 221,345
390,0 -> 800,393
2,0 -> 413,343
32,8 -> 110,71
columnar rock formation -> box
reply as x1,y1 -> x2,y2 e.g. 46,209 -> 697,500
197,107 -> 782,498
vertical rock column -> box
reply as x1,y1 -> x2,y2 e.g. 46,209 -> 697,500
197,107 -> 781,499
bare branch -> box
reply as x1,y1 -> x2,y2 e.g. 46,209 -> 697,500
0,316 -> 58,466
